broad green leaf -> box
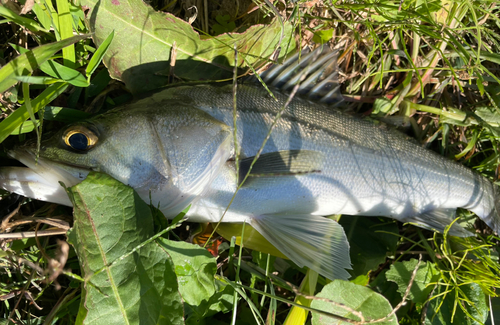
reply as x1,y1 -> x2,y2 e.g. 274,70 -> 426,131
157,239 -> 216,306
78,0 -> 295,94
0,34 -> 88,93
86,30 -> 115,78
386,259 -> 441,304
474,106 -> 500,127
0,82 -> 68,144
66,172 -> 185,325
425,283 -> 488,325
338,216 -> 399,277
370,269 -> 405,309
156,239 -> 235,321
311,280 -> 398,325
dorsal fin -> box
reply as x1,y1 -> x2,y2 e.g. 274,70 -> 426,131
258,46 -> 344,107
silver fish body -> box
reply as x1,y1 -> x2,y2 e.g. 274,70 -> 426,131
1,50 -> 499,280
174,84 -> 498,228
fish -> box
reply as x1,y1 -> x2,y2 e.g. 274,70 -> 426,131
1,48 -> 499,280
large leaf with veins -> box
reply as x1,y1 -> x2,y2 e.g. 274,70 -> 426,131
78,0 -> 295,94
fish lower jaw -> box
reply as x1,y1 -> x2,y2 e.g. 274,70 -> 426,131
0,167 -> 73,206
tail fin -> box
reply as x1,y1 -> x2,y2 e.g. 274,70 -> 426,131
483,184 -> 500,234
257,46 -> 344,107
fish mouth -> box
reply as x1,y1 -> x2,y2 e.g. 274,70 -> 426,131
0,148 -> 89,206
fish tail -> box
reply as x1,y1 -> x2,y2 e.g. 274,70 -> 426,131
468,179 -> 500,234
489,184 -> 500,233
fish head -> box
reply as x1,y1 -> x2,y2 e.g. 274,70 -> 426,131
1,102 -> 232,217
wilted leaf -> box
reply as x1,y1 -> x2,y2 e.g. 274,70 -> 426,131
338,216 -> 399,277
78,0 -> 295,93
67,172 -> 185,325
425,283 -> 488,325
311,280 -> 398,325
386,259 -> 441,304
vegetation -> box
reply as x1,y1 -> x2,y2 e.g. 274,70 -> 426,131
0,0 -> 499,324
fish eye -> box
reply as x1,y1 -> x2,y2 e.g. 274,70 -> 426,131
63,126 -> 98,151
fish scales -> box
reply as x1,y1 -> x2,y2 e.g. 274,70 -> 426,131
148,83 -> 495,227
1,49 -> 499,280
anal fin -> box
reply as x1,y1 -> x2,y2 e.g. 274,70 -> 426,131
404,208 -> 472,237
250,214 -> 352,280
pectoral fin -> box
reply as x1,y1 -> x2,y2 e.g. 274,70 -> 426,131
250,214 -> 352,280
405,208 -> 472,237
238,150 -> 323,184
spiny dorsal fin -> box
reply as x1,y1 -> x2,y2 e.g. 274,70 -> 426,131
258,46 -> 344,107
238,150 -> 323,184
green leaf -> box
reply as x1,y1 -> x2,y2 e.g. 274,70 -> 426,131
312,29 -> 334,44
66,172 -> 185,325
474,106 -> 500,127
311,280 -> 398,325
86,30 -> 114,78
0,5 -> 48,33
40,60 -> 90,87
57,0 -> 76,68
9,120 -> 40,135
0,82 -> 68,144
0,34 -> 88,93
32,2 -> 53,31
86,68 -> 111,98
157,239 -> 234,321
425,283 -> 488,325
370,269 -> 405,309
13,75 -> 61,85
338,216 -> 399,277
78,0 -> 295,94
386,259 -> 441,304
42,106 -> 92,123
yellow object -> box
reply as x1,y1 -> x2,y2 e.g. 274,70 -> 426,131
284,269 -> 318,325
214,222 -> 288,259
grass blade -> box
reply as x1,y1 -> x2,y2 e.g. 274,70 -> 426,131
0,6 -> 48,33
56,0 -> 76,68
86,30 -> 114,78
0,82 -> 68,144
0,34 -> 88,93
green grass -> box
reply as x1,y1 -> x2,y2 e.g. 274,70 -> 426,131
0,0 -> 500,324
